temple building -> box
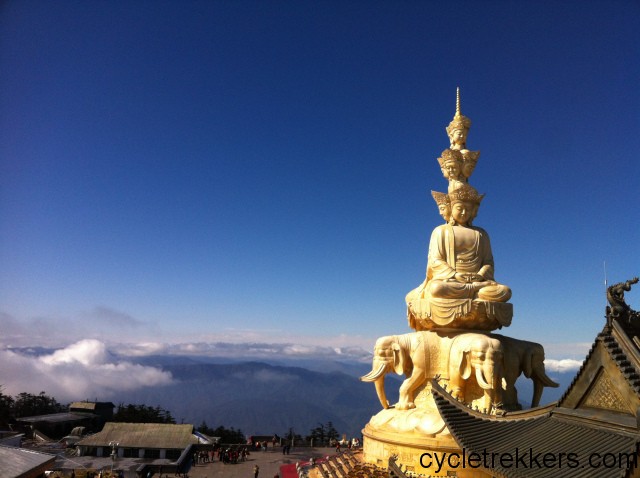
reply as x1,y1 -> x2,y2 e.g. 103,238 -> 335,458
431,289 -> 640,478
13,401 -> 114,440
71,422 -> 215,475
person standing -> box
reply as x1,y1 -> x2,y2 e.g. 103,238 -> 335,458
254,464 -> 260,478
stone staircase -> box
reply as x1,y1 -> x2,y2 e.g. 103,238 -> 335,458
302,450 -> 396,478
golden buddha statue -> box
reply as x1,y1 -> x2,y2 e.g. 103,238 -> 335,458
407,90 -> 512,331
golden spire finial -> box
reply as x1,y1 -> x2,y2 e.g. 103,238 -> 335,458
446,87 -> 471,136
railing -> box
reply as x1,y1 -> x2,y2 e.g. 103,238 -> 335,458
388,455 -> 408,478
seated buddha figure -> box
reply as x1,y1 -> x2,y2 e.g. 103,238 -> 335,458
426,184 -> 511,303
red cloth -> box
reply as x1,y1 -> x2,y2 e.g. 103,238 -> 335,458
279,463 -> 298,478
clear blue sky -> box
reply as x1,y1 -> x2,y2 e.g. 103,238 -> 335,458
1,0 -> 639,359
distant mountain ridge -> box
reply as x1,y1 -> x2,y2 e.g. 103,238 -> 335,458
117,359 -> 399,438
132,354 -> 374,378
116,356 -> 573,438
4,345 -> 575,438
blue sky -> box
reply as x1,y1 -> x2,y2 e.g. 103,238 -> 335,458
1,1 -> 639,361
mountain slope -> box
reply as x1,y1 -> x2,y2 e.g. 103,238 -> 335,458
117,361 -> 398,438
112,359 -> 573,438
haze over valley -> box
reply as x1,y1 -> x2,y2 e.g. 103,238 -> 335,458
1,339 -> 579,437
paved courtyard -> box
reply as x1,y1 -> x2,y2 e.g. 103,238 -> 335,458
181,447 -> 336,478
48,446 -> 355,478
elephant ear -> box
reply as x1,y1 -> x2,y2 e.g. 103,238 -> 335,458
392,343 -> 404,375
460,351 -> 472,380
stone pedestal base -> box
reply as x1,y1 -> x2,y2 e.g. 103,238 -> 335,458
362,424 -> 492,477
361,382 -> 492,477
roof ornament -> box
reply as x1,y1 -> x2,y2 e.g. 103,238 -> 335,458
606,277 -> 639,335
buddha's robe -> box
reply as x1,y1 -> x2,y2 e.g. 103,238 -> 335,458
426,224 -> 511,302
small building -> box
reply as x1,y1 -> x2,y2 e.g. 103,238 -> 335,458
70,422 -> 213,475
76,422 -> 199,459
14,401 -> 114,440
69,401 -> 115,422
0,444 -> 56,478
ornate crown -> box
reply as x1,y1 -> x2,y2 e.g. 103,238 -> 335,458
431,190 -> 449,207
461,151 -> 479,178
436,148 -> 463,168
446,88 -> 472,135
448,183 -> 485,204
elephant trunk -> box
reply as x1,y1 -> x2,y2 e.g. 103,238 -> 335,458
360,361 -> 390,409
531,366 -> 559,407
475,365 -> 492,390
532,380 -> 543,408
476,350 -> 503,410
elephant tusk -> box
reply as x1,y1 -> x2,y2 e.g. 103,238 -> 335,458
360,362 -> 387,382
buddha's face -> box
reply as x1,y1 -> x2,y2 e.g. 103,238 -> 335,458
449,129 -> 467,148
462,160 -> 475,177
451,200 -> 475,226
444,160 -> 461,179
437,203 -> 451,221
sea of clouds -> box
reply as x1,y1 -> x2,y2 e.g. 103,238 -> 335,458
0,339 -> 174,402
117,340 -> 372,360
0,336 -> 585,404
0,338 -> 373,402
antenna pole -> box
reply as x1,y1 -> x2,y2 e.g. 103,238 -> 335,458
603,261 -> 608,301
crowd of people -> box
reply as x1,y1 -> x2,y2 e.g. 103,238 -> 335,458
333,437 -> 360,452
192,445 -> 250,466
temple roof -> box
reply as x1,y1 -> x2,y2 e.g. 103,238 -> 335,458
0,445 -> 56,478
77,422 -> 198,449
431,318 -> 640,478
558,321 -> 640,408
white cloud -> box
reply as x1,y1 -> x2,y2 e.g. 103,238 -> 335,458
41,339 -> 110,366
544,358 -> 583,373
177,329 -> 378,351
117,342 -> 171,356
0,340 -> 173,402
111,340 -> 373,362
281,344 -> 317,355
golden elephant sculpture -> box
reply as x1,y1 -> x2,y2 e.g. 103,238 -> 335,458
448,333 -> 504,411
360,332 -> 444,410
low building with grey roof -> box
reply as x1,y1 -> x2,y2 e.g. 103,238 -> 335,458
0,444 -> 56,478
67,422 -> 214,476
